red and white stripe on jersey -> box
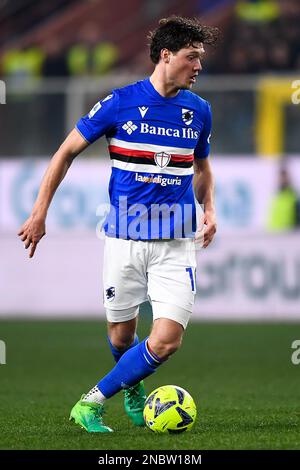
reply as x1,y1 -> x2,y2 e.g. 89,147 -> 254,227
107,138 -> 194,175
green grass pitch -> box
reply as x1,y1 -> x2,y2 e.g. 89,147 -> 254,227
0,318 -> 300,449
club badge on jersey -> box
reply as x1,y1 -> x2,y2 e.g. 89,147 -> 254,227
182,109 -> 194,125
154,152 -> 171,169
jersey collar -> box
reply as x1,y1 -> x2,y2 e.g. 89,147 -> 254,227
142,77 -> 184,103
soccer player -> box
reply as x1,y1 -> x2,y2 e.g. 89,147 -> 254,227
18,16 -> 218,432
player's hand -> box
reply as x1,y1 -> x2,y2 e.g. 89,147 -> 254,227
195,209 -> 217,248
18,214 -> 46,258
202,209 -> 217,248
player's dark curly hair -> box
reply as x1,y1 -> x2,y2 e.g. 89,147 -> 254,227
148,16 -> 219,64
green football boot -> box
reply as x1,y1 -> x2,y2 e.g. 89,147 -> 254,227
123,381 -> 147,426
69,395 -> 113,433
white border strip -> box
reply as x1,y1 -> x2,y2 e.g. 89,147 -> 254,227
108,137 -> 194,155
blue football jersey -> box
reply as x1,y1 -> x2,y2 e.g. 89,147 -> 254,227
76,78 -> 212,240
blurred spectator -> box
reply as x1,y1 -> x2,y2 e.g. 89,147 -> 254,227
235,0 -> 280,23
212,0 -> 300,74
66,23 -> 119,76
144,0 -> 166,20
42,39 -> 68,77
1,0 -> 299,77
277,0 -> 300,68
227,44 -> 250,74
248,43 -> 268,73
268,41 -> 291,72
1,47 -> 45,81
267,165 -> 300,232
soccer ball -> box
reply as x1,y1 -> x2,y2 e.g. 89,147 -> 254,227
143,385 -> 197,433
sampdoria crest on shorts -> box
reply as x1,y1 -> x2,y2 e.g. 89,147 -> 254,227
182,108 -> 194,126
154,151 -> 171,169
105,287 -> 115,302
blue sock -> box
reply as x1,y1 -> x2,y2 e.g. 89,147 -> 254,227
107,334 -> 139,363
97,338 -> 162,398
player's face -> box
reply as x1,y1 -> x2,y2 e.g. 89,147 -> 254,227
167,43 -> 204,90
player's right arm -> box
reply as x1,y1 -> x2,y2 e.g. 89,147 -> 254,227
19,90 -> 119,258
18,128 -> 89,258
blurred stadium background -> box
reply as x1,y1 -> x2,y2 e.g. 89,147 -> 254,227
0,0 -> 299,320
1,0 -> 300,451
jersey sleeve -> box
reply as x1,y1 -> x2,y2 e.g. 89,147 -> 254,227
75,91 -> 119,144
194,101 -> 212,159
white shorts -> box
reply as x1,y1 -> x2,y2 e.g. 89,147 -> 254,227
103,237 -> 197,329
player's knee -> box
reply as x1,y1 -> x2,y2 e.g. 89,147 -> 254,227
109,333 -> 135,351
149,338 -> 182,360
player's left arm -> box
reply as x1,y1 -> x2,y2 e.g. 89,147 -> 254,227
193,157 -> 217,248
